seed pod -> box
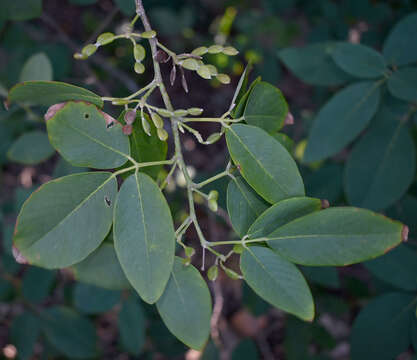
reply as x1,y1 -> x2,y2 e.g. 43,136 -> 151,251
141,115 -> 151,136
97,32 -> 115,45
192,46 -> 208,56
122,124 -> 132,135
134,62 -> 145,74
224,267 -> 241,280
81,44 -> 97,57
141,30 -> 156,38
124,110 -> 137,125
181,58 -> 200,71
207,65 -> 218,76
156,108 -> 173,117
185,246 -> 195,258
207,45 -> 223,54
206,132 -> 222,144
208,190 -> 219,201
197,65 -> 212,79
217,74 -> 231,84
173,109 -> 188,117
134,44 -> 146,62
151,112 -> 164,129
222,46 -> 239,56
157,128 -> 168,141
187,107 -> 203,116
207,265 -> 218,281
233,244 -> 244,254
73,52 -> 87,60
208,198 -> 218,212
170,64 -> 177,85
155,50 -> 169,63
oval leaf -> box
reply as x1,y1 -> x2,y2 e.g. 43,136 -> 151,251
71,243 -> 131,290
7,81 -> 103,107
278,42 -> 352,86
14,172 -> 116,268
227,177 -> 269,238
73,283 -> 120,314
243,81 -> 288,133
20,53 -> 53,82
332,43 -> 387,79
11,312 -> 40,360
248,197 -> 322,239
47,101 -> 129,169
345,112 -> 416,211
387,67 -> 417,102
114,173 -> 175,304
41,306 -> 98,359
156,257 -> 212,350
7,130 -> 54,165
304,81 -> 381,162
266,207 -> 404,266
383,12 -> 417,66
240,246 -> 314,321
226,124 -> 305,203
351,293 -> 414,360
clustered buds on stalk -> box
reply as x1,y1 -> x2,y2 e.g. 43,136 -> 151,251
208,190 -> 219,212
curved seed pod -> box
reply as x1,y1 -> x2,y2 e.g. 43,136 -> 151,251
180,67 -> 189,93
170,63 -> 177,86
224,267 -> 241,280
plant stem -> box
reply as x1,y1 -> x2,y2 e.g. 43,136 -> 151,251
194,170 -> 231,189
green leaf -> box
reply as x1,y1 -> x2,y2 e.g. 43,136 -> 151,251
345,112 -> 416,211
22,266 -> 55,303
41,306 -> 98,359
73,283 -> 120,314
332,43 -> 387,79
266,207 -> 404,266
7,81 -> 103,108
0,0 -> 42,21
20,53 -> 53,82
53,157 -> 88,178
387,195 -> 417,239
351,293 -> 414,360
226,177 -> 269,238
11,312 -> 40,360
47,101 -> 129,169
243,81 -> 288,133
278,42 -> 352,86
388,67 -> 417,102
240,246 -> 314,321
247,197 -> 322,239
119,110 -> 167,179
300,266 -> 340,288
226,124 -> 305,203
231,64 -> 251,111
383,12 -> 417,66
14,172 -> 116,268
304,81 -> 381,162
7,130 -> 55,165
118,297 -> 146,355
71,243 -> 131,290
114,173 -> 175,304
156,257 -> 212,350
273,133 -> 294,153
365,244 -> 417,291
233,76 -> 261,119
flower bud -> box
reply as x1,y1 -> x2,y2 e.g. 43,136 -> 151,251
206,132 -> 222,144
173,109 -> 188,117
208,198 -> 218,212
156,108 -> 173,117
122,124 -> 132,135
124,110 -> 137,125
155,50 -> 169,63
217,74 -> 231,84
207,265 -> 218,281
157,128 -> 168,141
233,244 -> 244,254
141,30 -> 156,38
197,65 -> 212,79
187,107 -> 204,116
151,112 -> 164,129
208,190 -> 218,201
181,58 -> 200,71
81,44 -> 97,57
191,46 -> 208,56
222,46 -> 239,56
134,62 -> 145,74
141,115 -> 151,136
182,257 -> 191,266
73,52 -> 87,60
97,32 -> 115,45
208,45 -> 223,54
185,246 -> 195,258
224,267 -> 241,280
207,65 -> 218,76
134,44 -> 146,62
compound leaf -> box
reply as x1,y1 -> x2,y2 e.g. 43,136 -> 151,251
240,246 -> 314,321
226,124 -> 304,203
14,172 -> 116,268
114,173 -> 175,304
156,257 -> 212,350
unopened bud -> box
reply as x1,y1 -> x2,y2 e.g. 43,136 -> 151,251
185,246 -> 195,258
151,112 -> 164,128
173,109 -> 188,117
197,65 -> 212,79
233,244 -> 244,254
122,124 -> 132,135
73,52 -> 87,60
141,30 -> 156,38
208,190 -> 218,201
157,128 -> 168,141
141,115 -> 151,136
224,267 -> 241,280
134,62 -> 145,74
208,45 -> 223,54
191,46 -> 208,56
124,110 -> 137,125
208,198 -> 218,212
187,107 -> 203,116
155,50 -> 169,63
217,74 -> 231,84
97,32 -> 115,45
81,44 -> 97,57
182,257 -> 191,266
222,46 -> 239,56
206,132 -> 222,144
134,44 -> 146,62
207,265 -> 218,281
156,108 -> 173,117
182,58 -> 200,71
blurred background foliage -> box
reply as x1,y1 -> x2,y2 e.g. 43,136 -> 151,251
1,0 -> 417,359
